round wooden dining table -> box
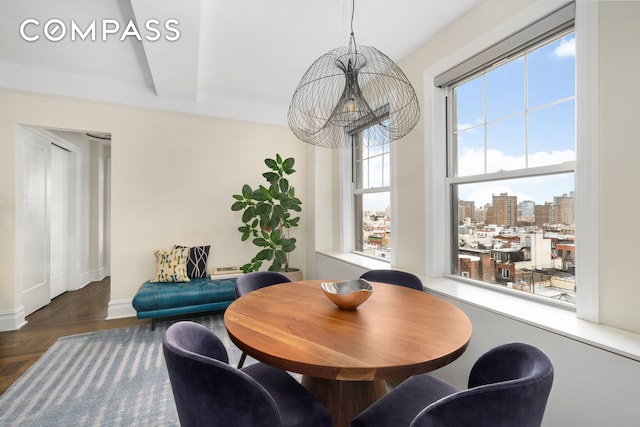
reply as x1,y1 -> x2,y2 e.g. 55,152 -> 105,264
224,280 -> 472,427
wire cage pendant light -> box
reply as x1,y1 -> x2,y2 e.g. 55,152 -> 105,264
288,1 -> 420,148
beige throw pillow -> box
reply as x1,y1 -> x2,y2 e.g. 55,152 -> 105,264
152,247 -> 191,282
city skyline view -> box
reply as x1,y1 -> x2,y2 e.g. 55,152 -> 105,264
457,172 -> 574,208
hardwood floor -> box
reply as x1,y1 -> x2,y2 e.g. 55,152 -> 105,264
0,278 -> 145,396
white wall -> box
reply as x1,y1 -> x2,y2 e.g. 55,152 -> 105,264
0,90 -> 311,327
107,107 -> 310,303
597,1 -> 640,331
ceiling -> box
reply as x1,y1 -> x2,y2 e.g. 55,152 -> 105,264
0,0 -> 481,126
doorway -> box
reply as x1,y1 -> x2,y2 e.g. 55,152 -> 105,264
19,126 -> 111,317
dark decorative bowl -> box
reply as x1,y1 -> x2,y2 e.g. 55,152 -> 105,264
321,279 -> 374,310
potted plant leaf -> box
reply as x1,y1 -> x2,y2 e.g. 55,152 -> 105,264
231,154 -> 302,276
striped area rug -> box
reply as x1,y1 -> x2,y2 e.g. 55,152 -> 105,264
0,314 -> 246,427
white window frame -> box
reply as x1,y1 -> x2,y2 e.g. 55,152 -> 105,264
339,136 -> 395,264
424,0 -> 599,322
446,28 -> 576,304
352,133 -> 391,259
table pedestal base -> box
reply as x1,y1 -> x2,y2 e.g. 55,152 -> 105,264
302,376 -> 388,427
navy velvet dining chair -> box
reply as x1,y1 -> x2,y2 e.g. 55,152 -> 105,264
359,269 -> 423,291
234,271 -> 292,367
235,271 -> 292,299
162,321 -> 332,427
351,342 -> 554,427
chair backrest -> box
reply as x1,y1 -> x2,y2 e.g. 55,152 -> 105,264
162,321 -> 282,427
411,342 -> 554,427
235,271 -> 292,299
360,269 -> 423,291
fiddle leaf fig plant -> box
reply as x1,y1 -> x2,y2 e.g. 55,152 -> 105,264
231,154 -> 302,273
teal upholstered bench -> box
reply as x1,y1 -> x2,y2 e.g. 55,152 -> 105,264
132,277 -> 237,329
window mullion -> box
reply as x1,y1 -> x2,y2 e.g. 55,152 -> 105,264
351,123 -> 392,261
524,53 -> 529,169
353,186 -> 391,196
448,162 -> 575,186
483,75 -> 488,175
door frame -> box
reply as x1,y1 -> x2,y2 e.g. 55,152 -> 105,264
16,126 -> 80,316
50,143 -> 71,299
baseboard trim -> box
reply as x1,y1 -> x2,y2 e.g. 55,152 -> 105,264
107,299 -> 136,320
0,305 -> 27,331
78,271 -> 93,289
96,267 -> 110,281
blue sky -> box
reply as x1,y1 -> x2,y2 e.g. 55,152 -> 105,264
456,33 -> 576,206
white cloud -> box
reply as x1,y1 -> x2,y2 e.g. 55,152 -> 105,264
457,148 -> 576,205
552,37 -> 575,58
457,147 -> 526,176
457,147 -> 485,176
528,149 -> 575,167
457,120 -> 483,132
458,147 -> 575,177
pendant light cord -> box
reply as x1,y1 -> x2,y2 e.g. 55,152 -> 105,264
349,0 -> 357,54
350,0 -> 355,36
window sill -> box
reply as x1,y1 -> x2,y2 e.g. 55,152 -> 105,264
424,276 -> 640,362
317,250 -> 640,362
318,250 -> 392,271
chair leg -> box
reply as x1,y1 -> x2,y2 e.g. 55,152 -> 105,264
237,352 -> 247,368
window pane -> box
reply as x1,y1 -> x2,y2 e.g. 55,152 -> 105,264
353,125 -> 391,261
528,100 -> 576,166
453,32 -> 575,176
528,33 -> 576,108
362,159 -> 370,189
383,152 -> 390,187
369,155 -> 384,188
455,174 -> 575,303
355,138 -> 390,191
368,144 -> 383,157
456,126 -> 485,176
486,115 -> 526,172
455,76 -> 484,131
486,57 -> 524,121
357,192 -> 391,259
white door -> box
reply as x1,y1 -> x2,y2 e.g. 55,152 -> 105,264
105,157 -> 111,273
22,135 -> 51,315
50,144 -> 70,298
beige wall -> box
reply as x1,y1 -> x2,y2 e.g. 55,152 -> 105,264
0,90 -> 309,315
597,1 -> 640,331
